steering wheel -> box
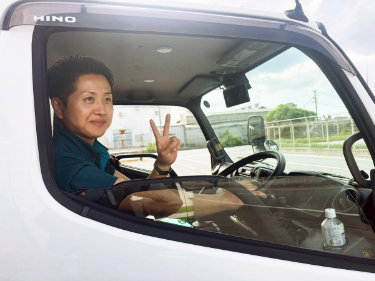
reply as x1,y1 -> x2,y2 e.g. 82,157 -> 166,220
218,151 -> 286,178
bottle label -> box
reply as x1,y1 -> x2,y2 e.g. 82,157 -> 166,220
322,222 -> 346,246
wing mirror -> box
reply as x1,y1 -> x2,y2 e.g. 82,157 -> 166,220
247,115 -> 279,153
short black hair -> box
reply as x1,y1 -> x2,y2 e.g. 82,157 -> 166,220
48,55 -> 114,105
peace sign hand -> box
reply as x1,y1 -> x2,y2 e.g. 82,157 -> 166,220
150,114 -> 181,170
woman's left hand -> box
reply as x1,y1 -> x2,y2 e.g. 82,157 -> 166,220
236,179 -> 267,199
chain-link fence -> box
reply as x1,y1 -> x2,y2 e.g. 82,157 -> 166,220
265,116 -> 363,149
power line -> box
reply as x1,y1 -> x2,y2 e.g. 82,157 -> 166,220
316,90 -> 339,98
318,102 -> 346,108
302,97 -> 313,108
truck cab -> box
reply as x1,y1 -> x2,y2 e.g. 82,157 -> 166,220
1,0 -> 375,279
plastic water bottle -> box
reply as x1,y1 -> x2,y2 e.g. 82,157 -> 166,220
321,208 -> 346,250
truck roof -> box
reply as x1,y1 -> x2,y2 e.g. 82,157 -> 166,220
2,0 -> 322,33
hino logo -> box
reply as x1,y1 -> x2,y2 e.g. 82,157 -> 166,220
33,15 -> 76,23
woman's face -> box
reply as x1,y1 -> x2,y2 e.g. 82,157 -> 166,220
53,74 -> 114,144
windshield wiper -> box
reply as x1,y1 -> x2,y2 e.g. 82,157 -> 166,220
236,157 -> 274,168
309,171 -> 350,180
251,159 -> 274,168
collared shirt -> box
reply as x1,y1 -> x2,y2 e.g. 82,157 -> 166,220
53,123 -> 117,193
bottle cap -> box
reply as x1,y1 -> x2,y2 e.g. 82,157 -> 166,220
325,208 -> 336,218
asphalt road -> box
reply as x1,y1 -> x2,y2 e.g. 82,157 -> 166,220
120,146 -> 374,179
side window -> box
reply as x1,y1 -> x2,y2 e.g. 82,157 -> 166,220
97,106 -> 211,176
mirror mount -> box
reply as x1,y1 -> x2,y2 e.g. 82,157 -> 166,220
222,73 -> 251,89
264,140 -> 279,152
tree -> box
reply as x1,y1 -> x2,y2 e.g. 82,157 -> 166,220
218,129 -> 243,147
264,104 -> 316,122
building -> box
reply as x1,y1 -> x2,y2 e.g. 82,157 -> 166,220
98,106 -> 171,149
169,107 -> 274,147
99,106 -> 273,150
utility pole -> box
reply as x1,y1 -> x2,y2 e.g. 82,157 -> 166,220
313,90 -> 318,117
158,105 -> 162,131
367,58 -> 369,84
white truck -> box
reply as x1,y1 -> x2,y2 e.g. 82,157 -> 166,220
1,0 -> 375,280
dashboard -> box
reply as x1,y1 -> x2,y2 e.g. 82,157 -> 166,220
206,161 -> 375,259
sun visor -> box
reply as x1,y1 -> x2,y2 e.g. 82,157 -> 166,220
178,76 -> 221,98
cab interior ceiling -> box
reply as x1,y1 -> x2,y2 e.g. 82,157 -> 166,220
47,31 -> 287,104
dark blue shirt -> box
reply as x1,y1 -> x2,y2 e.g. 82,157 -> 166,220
53,123 -> 117,193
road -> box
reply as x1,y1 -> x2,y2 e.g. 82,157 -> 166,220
118,146 -> 374,179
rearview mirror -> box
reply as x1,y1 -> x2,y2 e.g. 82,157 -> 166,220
223,84 -> 250,108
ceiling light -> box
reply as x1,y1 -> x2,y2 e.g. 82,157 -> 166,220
217,41 -> 268,68
144,80 -> 154,83
157,47 -> 173,53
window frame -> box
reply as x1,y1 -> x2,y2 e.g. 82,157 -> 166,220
32,22 -> 375,273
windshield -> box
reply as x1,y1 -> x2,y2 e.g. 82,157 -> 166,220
200,47 -> 373,178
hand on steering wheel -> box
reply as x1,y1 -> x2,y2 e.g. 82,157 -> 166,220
219,151 -> 285,204
219,151 -> 286,178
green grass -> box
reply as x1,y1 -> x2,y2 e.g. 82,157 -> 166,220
143,142 -> 157,153
273,136 -> 367,149
281,135 -> 350,144
141,143 -> 206,153
179,145 -> 206,150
